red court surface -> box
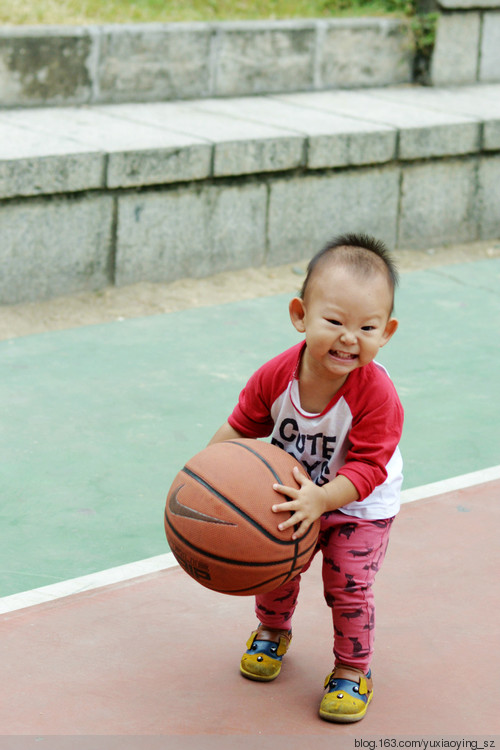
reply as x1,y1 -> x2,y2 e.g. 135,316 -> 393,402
1,479 -> 499,745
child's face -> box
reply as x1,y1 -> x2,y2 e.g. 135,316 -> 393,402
289,262 -> 398,384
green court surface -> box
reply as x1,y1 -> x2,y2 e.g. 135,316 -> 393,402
1,258 -> 499,598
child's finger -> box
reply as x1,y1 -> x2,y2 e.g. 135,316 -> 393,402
271,499 -> 298,513
292,465 -> 308,483
291,519 -> 311,540
278,513 -> 311,538
273,467 -> 309,493
272,482 -> 298,498
277,512 -> 302,532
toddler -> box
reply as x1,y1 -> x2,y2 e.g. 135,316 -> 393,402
209,232 -> 403,723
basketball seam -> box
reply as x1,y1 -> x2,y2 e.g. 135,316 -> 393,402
228,440 -> 303,578
181,465 -> 305,547
226,440 -> 284,483
164,507 -> 317,568
165,508 -> 315,594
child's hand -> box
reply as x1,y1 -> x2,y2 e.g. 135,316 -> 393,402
272,466 -> 327,540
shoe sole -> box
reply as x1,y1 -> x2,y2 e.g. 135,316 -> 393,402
240,665 -> 281,682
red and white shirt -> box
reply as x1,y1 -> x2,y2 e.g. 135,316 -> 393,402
228,341 -> 404,520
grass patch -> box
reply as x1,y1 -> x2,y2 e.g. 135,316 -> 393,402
0,0 -> 414,26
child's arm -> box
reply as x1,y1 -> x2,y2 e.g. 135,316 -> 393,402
272,467 -> 360,540
208,420 -> 246,445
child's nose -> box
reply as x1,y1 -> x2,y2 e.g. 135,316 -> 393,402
340,330 -> 356,345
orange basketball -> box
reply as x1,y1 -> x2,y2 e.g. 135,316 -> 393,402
164,439 -> 320,596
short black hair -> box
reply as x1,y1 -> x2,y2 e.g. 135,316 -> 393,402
300,232 -> 399,312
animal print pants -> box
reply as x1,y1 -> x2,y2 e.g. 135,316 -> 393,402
254,510 -> 395,673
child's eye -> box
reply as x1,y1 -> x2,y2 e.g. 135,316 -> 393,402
361,325 -> 376,332
328,319 -> 342,326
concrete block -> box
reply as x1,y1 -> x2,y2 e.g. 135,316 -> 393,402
367,83 -> 497,117
430,13 -> 480,85
398,159 -> 478,248
437,0 -> 499,7
95,24 -> 212,103
278,90 -> 479,159
267,166 -> 400,265
484,119 -> 500,150
106,144 -> 212,189
212,21 -> 316,97
0,118 -> 104,199
0,27 -> 94,107
74,103 -> 213,186
115,182 -> 267,286
1,105 -> 212,189
479,12 -> 500,82
478,156 -> 500,239
367,83 -> 500,151
0,194 -> 114,304
213,134 -> 303,177
98,100 -> 303,177
319,19 -> 413,88
191,95 -> 396,168
361,89 -> 480,158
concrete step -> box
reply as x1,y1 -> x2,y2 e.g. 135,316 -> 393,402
0,19 -> 414,108
1,83 -> 499,304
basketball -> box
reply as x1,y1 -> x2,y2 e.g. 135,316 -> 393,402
164,439 -> 320,596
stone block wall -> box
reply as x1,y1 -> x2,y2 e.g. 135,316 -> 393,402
3,153 -> 498,305
1,84 -> 499,304
0,19 -> 413,109
1,17 -> 499,305
430,0 -> 500,84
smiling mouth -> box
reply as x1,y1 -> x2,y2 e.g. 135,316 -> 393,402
330,350 -> 357,361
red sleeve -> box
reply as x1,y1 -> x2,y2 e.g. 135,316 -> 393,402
227,343 -> 303,438
336,364 -> 404,500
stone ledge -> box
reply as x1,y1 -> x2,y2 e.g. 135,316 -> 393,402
0,19 -> 413,109
0,83 -> 499,304
1,86 -> 493,199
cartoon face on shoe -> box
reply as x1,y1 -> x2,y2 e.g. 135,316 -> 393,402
319,669 -> 374,723
240,630 -> 292,682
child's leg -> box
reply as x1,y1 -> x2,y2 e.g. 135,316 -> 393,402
253,574 -> 302,631
320,511 -> 394,673
253,543 -> 319,628
240,552 -> 318,681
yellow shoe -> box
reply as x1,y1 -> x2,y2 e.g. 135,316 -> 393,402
319,664 -> 373,723
240,627 -> 292,682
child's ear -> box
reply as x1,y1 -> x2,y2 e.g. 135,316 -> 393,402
289,297 -> 307,333
380,317 -> 399,346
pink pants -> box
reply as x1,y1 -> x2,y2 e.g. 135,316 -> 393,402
255,510 -> 394,673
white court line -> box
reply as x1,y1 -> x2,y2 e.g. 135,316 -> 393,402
1,465 -> 499,616
0,553 -> 179,616
399,464 -> 500,504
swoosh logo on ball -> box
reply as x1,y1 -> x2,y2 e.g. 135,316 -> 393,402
169,484 -> 236,525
